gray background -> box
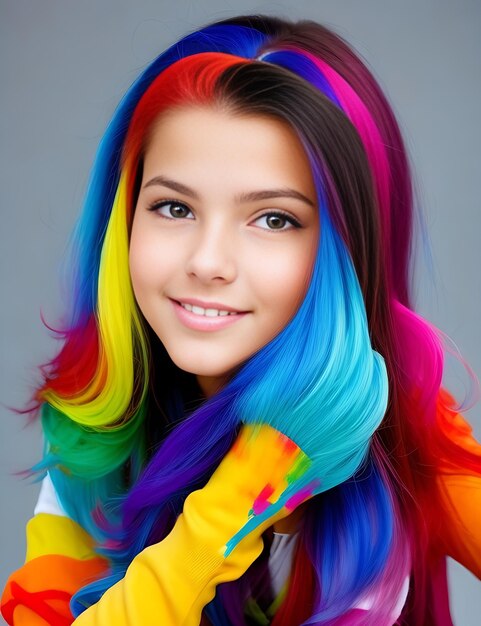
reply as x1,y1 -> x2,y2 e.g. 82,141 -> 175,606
1,1 -> 480,624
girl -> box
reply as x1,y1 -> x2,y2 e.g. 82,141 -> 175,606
2,14 -> 480,626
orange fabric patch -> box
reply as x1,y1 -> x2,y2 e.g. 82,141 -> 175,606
1,554 -> 107,625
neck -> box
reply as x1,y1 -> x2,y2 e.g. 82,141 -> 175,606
196,374 -> 228,399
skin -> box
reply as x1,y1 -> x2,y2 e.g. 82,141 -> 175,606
129,106 -> 320,532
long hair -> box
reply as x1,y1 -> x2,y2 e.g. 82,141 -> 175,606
22,15 -> 480,625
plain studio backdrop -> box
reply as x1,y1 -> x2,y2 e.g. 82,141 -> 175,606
1,1 -> 480,624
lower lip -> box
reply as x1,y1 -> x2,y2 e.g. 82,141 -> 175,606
170,299 -> 249,332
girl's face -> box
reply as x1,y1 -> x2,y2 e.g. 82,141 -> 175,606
129,106 -> 319,397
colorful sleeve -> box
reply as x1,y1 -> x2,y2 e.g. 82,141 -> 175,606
1,476 -> 108,625
73,423 -> 314,626
435,389 -> 481,579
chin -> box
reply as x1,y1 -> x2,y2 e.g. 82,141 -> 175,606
164,351 -> 235,379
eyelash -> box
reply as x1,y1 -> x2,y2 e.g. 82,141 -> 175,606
146,199 -> 302,231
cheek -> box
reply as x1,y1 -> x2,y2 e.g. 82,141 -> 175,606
128,220 -> 177,291
255,240 -> 317,321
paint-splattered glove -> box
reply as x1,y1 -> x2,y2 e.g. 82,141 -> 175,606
73,422 -> 315,626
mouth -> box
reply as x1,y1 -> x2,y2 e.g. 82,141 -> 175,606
169,298 -> 249,331
172,298 -> 248,317
176,302 -> 239,317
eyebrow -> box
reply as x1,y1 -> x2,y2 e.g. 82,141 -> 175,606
142,175 -> 316,208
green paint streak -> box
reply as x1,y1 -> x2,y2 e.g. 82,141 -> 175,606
285,452 -> 311,484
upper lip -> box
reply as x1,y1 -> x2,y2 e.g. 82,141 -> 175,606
171,297 -> 247,313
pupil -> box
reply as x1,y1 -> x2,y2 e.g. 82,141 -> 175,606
172,204 -> 187,217
267,215 -> 284,229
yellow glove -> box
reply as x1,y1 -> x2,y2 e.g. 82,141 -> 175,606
74,422 -> 314,625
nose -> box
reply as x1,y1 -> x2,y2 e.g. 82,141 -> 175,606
184,221 -> 237,284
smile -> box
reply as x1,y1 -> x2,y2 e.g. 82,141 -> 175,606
170,299 -> 248,332
179,302 -> 237,317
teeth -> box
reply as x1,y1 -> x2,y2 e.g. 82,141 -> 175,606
181,303 -> 237,317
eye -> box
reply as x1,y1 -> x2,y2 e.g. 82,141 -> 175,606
147,200 -> 194,220
252,211 -> 301,231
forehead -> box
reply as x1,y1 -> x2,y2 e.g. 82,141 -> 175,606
141,106 -> 316,195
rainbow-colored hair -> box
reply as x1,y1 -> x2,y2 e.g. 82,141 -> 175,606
21,15 -> 480,625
